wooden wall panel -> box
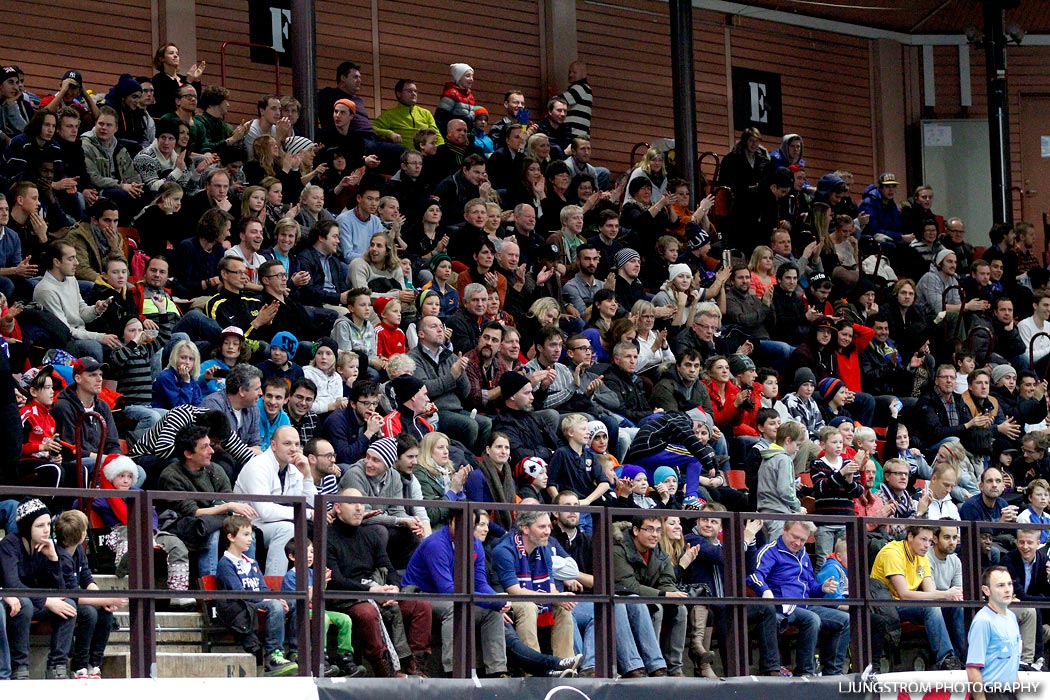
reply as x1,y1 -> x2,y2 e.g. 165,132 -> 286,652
722,14 -> 875,188
195,0 -> 295,122
8,0 -> 153,108
577,0 -> 675,176
368,0 -> 544,120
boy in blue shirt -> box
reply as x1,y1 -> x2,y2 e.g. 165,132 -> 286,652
215,515 -> 298,676
281,539 -> 364,678
546,413 -> 611,535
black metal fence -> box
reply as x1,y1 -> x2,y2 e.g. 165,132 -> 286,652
2,485 -> 1042,679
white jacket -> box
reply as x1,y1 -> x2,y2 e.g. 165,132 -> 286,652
233,448 -> 316,524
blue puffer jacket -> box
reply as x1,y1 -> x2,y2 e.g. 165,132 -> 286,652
859,184 -> 902,242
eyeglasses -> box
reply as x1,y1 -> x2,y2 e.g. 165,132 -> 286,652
886,471 -> 910,477
179,93 -> 197,100
315,453 -> 336,460
356,399 -> 380,407
637,526 -> 661,534
568,345 -> 592,352
264,272 -> 288,279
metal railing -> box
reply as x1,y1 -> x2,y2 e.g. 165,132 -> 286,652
4,484 -> 1044,678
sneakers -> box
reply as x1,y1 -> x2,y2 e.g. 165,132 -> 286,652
336,653 -> 366,678
74,668 -> 91,679
90,666 -> 102,679
557,654 -> 583,672
45,664 -> 68,679
264,650 -> 298,677
549,667 -> 579,678
938,654 -> 962,671
12,666 -> 29,680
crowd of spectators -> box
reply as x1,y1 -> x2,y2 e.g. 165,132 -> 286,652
0,48 -> 1047,682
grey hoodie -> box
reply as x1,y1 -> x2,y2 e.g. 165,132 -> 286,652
756,443 -> 801,514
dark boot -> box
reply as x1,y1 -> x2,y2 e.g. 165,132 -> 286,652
372,657 -> 408,678
403,653 -> 429,678
338,653 -> 366,678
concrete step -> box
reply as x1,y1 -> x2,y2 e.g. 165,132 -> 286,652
101,651 -> 258,678
113,611 -> 204,628
93,574 -> 127,590
110,611 -> 205,644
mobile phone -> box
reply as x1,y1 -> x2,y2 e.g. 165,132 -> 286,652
211,368 -> 230,379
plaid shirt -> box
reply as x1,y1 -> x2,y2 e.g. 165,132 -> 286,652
463,350 -> 508,410
290,411 -> 320,444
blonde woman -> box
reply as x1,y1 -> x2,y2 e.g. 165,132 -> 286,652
303,337 -> 346,414
153,339 -> 203,409
632,300 -> 674,374
416,432 -> 471,527
245,134 -> 280,184
652,263 -> 701,329
627,147 -> 668,198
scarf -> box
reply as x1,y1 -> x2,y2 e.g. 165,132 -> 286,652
510,534 -> 553,616
478,454 -> 516,529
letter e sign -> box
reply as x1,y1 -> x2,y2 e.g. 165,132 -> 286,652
732,68 -> 782,136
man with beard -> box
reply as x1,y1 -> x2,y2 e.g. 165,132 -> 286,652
563,243 -> 604,316
492,370 -> 560,466
464,321 -> 508,412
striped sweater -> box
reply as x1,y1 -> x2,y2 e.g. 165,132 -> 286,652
109,334 -> 166,405
810,455 -> 865,515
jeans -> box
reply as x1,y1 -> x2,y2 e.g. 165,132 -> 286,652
8,597 -> 77,669
122,404 -> 166,445
255,521 -> 293,576
632,449 -> 703,498
573,601 -> 648,673
757,339 -> 792,372
258,599 -> 287,654
898,605 -> 953,664
432,601 -> 507,674
850,391 -> 876,427
943,606 -> 968,659
814,524 -> 845,570
0,597 -> 11,679
70,337 -> 105,362
784,605 -> 850,675
616,601 -> 666,673
505,623 -> 563,674
748,604 -> 782,674
437,408 -> 492,453
71,604 -> 115,671
653,603 -> 687,674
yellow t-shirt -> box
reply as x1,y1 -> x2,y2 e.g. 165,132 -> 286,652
870,540 -> 931,600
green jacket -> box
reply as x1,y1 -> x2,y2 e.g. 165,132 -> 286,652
81,133 -> 139,190
612,521 -> 678,597
373,104 -> 444,146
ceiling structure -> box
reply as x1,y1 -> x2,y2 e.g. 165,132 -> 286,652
717,1 -> 1050,35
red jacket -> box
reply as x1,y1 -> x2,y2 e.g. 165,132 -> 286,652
20,400 -> 56,460
835,323 -> 875,392
703,380 -> 761,437
376,322 -> 406,358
